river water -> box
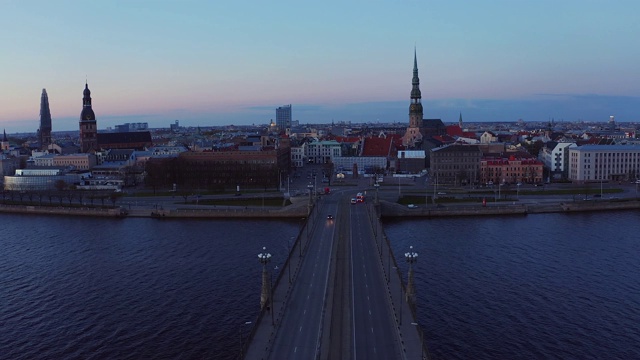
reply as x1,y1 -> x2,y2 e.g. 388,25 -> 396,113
385,211 -> 640,359
1,211 -> 639,359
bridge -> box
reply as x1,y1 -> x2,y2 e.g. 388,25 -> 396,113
243,190 -> 428,359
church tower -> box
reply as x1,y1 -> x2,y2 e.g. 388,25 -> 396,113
403,48 -> 424,147
1,129 -> 9,151
79,82 -> 98,153
39,89 -> 52,150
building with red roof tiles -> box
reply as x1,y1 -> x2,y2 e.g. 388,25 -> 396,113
480,155 -> 543,185
361,136 -> 397,157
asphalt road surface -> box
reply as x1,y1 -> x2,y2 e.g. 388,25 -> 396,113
268,196 -> 338,359
349,201 -> 402,359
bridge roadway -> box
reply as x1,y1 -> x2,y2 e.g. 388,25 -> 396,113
244,190 -> 426,359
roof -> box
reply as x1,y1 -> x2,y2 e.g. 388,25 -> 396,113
432,144 -> 481,153
573,144 -> 640,151
361,136 -> 395,157
97,131 -> 152,145
334,136 -> 360,143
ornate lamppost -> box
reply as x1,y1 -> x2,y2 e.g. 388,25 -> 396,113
258,246 -> 274,325
405,245 -> 418,306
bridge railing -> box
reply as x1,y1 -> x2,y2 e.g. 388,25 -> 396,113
366,201 -> 432,360
240,201 -> 318,359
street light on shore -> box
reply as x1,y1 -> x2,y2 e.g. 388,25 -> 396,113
405,245 -> 418,306
258,246 -> 274,325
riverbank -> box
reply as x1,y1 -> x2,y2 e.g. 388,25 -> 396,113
380,198 -> 640,217
2,197 -> 639,219
0,200 -> 309,219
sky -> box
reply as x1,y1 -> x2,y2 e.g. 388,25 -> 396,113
1,0 -> 640,133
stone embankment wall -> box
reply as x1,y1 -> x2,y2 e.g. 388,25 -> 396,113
381,199 -> 640,218
0,204 -> 124,217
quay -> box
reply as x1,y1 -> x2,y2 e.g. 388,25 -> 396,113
1,196 -> 639,219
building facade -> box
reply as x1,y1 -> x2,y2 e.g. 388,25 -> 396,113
568,145 -> 640,182
305,140 -> 342,164
276,104 -> 292,132
480,156 -> 544,185
53,153 -> 97,170
538,141 -> 576,180
79,82 -> 98,153
430,144 -> 482,185
396,150 -> 426,174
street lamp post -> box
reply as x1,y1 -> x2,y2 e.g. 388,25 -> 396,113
405,245 -> 418,307
374,182 -> 380,205
258,247 -> 274,325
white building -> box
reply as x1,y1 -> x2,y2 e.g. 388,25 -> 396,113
568,145 -> 640,182
538,142 -> 576,180
305,140 -> 342,164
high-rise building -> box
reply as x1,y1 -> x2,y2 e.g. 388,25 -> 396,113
39,89 -> 52,149
276,104 -> 292,132
79,82 -> 98,153
403,49 -> 424,147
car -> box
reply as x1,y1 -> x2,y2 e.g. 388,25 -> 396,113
593,194 -> 601,198
350,198 -> 357,204
327,214 -> 333,220
407,204 -> 418,209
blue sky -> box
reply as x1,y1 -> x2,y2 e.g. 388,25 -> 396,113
1,0 -> 639,132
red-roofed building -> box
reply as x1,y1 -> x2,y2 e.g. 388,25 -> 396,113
480,156 -> 543,184
361,136 -> 398,157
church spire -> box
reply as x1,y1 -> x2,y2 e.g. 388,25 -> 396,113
403,48 -> 425,147
408,47 -> 423,128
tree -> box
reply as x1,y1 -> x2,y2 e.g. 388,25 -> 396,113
54,179 -> 66,192
109,192 -> 121,207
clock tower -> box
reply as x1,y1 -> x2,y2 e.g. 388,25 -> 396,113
79,82 -> 98,153
403,48 -> 424,147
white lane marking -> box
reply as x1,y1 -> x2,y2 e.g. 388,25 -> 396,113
299,326 -> 303,332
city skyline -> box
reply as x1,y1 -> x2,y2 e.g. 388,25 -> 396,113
1,0 -> 639,132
